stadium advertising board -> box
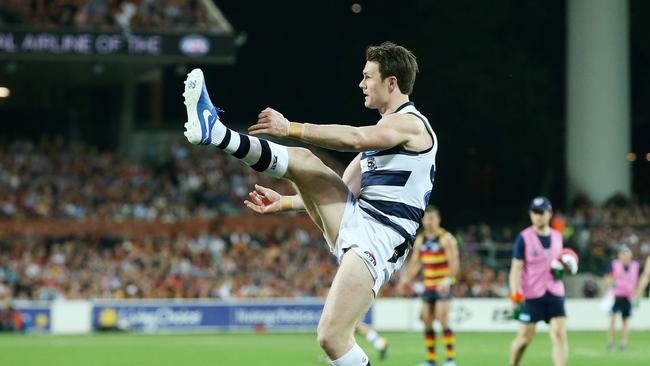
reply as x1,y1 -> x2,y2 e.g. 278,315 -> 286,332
0,28 -> 235,63
15,305 -> 51,332
92,301 -> 372,332
373,298 -> 650,332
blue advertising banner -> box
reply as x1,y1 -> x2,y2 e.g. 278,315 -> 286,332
92,300 -> 372,332
15,306 -> 51,332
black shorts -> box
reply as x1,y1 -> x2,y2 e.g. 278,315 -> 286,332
611,297 -> 632,319
422,288 -> 453,304
519,292 -> 566,324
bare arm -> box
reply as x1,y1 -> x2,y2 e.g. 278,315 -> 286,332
602,271 -> 615,290
245,154 -> 361,214
634,257 -> 650,299
509,259 -> 524,297
341,153 -> 362,198
441,233 -> 460,279
249,108 -> 424,152
399,234 -> 424,286
294,119 -> 413,152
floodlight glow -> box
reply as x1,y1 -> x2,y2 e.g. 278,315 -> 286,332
626,153 -> 636,162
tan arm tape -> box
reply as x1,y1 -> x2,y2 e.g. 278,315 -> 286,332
288,122 -> 305,139
280,196 -> 294,211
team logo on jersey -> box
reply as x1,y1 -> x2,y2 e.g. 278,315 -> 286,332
388,241 -> 410,263
271,155 -> 278,170
423,239 -> 440,251
364,251 -> 377,266
367,157 -> 377,171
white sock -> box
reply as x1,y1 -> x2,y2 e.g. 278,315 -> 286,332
330,343 -> 370,366
210,118 -> 288,178
365,330 -> 383,350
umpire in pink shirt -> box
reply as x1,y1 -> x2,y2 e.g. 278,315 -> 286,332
605,245 -> 639,351
509,197 -> 568,366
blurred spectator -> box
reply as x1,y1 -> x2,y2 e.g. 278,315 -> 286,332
567,202 -> 650,274
582,279 -> 599,298
0,305 -> 24,332
0,227 -> 335,300
0,0 -> 209,29
0,138 -> 291,220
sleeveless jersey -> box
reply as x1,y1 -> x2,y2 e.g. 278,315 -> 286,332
358,102 -> 437,242
520,227 -> 565,299
612,259 -> 639,300
419,229 -> 450,290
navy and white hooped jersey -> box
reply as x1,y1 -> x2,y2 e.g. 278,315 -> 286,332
358,101 -> 437,242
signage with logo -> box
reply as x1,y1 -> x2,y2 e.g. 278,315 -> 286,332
92,300 -> 372,332
0,28 -> 235,64
15,305 -> 51,332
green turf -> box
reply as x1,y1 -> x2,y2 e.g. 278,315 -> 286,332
1,331 -> 648,366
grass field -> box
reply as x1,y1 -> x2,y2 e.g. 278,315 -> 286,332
1,331 -> 649,366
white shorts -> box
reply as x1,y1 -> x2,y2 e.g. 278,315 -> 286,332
333,193 -> 411,296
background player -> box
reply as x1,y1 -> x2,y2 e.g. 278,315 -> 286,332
398,206 -> 459,366
509,197 -> 568,366
604,245 -> 639,351
184,42 -> 436,366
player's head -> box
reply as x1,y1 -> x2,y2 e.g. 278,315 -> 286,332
360,42 -> 418,109
528,196 -> 552,229
422,205 -> 440,231
618,245 -> 632,264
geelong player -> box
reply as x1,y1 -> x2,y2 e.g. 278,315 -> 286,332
398,206 -> 459,366
509,197 -> 569,366
604,245 -> 639,351
182,42 -> 436,366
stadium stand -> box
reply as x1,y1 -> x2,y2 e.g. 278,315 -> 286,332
1,140 -> 648,301
0,139 -> 290,220
0,0 -> 210,29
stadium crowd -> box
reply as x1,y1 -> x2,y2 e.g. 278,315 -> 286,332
0,139 -> 289,221
0,0 -> 208,29
566,199 -> 650,275
0,228 -> 334,301
0,228 -> 513,301
0,139 -> 648,301
1,204 -> 647,301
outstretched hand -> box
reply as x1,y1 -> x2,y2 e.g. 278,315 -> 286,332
244,184 -> 283,214
248,107 -> 290,137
